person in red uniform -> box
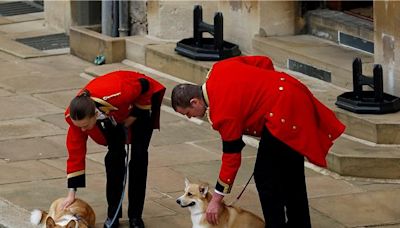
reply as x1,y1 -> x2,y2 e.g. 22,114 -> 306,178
171,56 -> 345,227
61,70 -> 165,228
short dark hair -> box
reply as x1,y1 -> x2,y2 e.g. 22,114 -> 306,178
171,83 -> 202,110
69,89 -> 96,120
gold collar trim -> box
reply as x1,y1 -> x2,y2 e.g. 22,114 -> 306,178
91,97 -> 118,114
201,83 -> 210,107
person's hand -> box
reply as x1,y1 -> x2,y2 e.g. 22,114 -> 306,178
60,189 -> 76,210
123,116 -> 137,128
206,192 -> 224,225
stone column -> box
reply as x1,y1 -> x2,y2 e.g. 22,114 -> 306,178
374,1 -> 400,96
44,0 -> 72,34
259,1 -> 300,37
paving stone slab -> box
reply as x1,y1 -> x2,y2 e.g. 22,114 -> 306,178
0,19 -> 47,34
148,143 -> 220,168
0,95 -> 62,120
0,197 -> 36,228
143,200 -> 177,218
40,157 -> 105,175
0,87 -> 13,96
0,118 -> 64,141
0,137 -> 65,161
348,179 -> 400,192
84,63 -> 133,77
151,119 -> 219,147
194,138 -> 259,157
139,214 -> 192,228
0,17 -> 12,25
147,167 -> 188,193
310,208 -> 346,228
34,89 -> 78,109
0,160 -> 65,184
170,158 -> 256,188
306,175 -> 365,198
0,12 -> 43,25
309,189 -> 400,227
159,108 -> 185,124
0,73 -> 88,94
0,59 -> 43,79
27,54 -> 93,77
39,113 -> 69,130
153,191 -> 189,216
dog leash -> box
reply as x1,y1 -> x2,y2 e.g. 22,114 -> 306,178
105,143 -> 130,228
227,172 -> 254,206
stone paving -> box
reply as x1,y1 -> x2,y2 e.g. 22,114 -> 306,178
0,10 -> 400,228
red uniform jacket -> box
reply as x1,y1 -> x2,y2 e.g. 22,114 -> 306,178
203,56 -> 345,194
65,71 -> 165,188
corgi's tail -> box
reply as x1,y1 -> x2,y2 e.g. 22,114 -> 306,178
30,209 -> 47,225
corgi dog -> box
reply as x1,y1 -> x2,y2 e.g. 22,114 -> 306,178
176,178 -> 265,228
30,197 -> 96,228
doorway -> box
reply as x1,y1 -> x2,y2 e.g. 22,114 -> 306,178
326,1 -> 373,21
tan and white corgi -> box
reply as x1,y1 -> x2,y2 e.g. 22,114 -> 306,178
30,197 -> 96,228
176,178 -> 265,228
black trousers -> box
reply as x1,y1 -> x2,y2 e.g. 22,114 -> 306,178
101,112 -> 153,220
254,127 -> 311,228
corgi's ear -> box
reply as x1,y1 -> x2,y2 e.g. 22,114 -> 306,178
185,177 -> 190,187
66,220 -> 77,228
45,216 -> 56,228
199,183 -> 209,198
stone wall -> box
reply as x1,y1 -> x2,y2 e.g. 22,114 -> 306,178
145,0 -> 298,55
259,1 -> 300,37
129,0 -> 148,35
374,1 -> 400,96
44,0 -> 71,34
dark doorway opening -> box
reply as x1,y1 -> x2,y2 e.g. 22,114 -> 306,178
301,1 -> 373,21
326,1 -> 373,21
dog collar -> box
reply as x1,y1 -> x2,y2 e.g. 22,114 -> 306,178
56,215 -> 80,228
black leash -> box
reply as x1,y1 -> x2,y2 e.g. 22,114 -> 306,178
228,172 -> 254,206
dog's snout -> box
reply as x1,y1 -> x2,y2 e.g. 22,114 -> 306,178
176,199 -> 181,205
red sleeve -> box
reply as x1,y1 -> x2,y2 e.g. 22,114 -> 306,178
66,120 -> 88,188
216,153 -> 242,194
212,118 -> 244,194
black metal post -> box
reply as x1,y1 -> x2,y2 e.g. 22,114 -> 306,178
194,5 -> 203,47
214,12 -> 223,52
373,64 -> 384,102
175,4 -> 241,60
353,58 -> 363,100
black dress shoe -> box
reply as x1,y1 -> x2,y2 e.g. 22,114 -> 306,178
129,218 -> 145,228
104,217 -> 119,228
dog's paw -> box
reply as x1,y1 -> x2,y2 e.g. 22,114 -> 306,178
30,209 -> 43,225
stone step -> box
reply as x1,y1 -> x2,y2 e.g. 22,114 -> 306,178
306,9 -> 374,54
121,35 -> 400,178
126,36 -> 213,85
125,35 -> 400,145
328,136 -> 400,179
252,34 -> 374,90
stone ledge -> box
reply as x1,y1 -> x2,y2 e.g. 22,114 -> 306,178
70,25 -> 126,64
124,36 -> 400,145
252,34 -> 374,90
328,137 -> 400,179
83,60 -> 400,179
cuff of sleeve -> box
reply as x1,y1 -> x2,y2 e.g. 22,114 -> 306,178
67,173 -> 85,188
214,189 -> 226,196
215,178 -> 232,194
